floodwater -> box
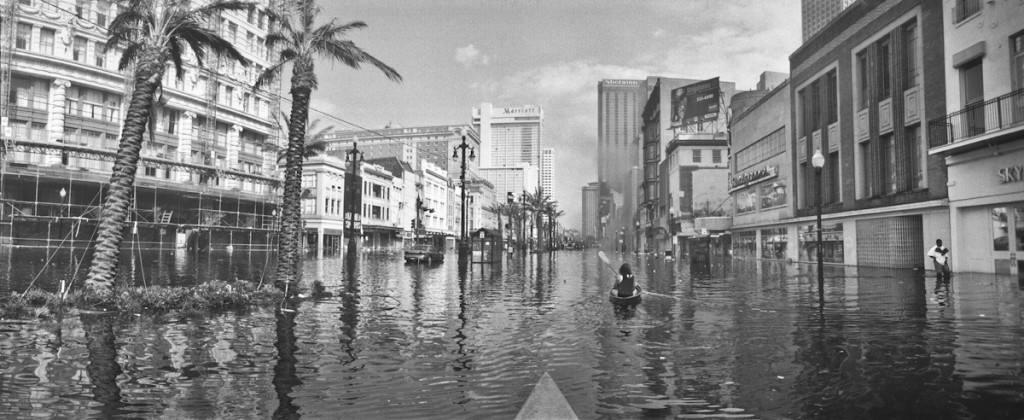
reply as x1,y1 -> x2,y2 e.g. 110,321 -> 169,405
1,248 -> 1023,419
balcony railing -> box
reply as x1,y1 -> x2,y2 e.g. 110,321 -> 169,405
954,0 -> 981,24
929,88 -> 1024,148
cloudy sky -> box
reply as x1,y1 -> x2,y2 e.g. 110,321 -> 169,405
293,0 -> 802,231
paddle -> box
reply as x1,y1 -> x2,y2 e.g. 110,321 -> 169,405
597,250 -> 616,275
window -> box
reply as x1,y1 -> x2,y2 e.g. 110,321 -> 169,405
826,70 -> 838,124
242,92 -> 250,112
72,37 -> 87,62
827,152 -> 840,204
247,6 -> 256,23
39,28 -> 55,55
223,85 -> 234,107
810,80 -> 821,131
904,21 -> 919,88
94,43 -> 105,67
712,149 -> 722,163
954,0 -> 981,24
1014,32 -> 1024,90
692,149 -> 702,163
96,1 -> 110,27
962,59 -> 985,136
881,134 -> 896,194
10,76 -> 49,110
15,23 -> 30,50
144,167 -> 157,177
907,125 -> 924,190
859,141 -> 873,198
227,22 -> 238,44
74,0 -> 88,18
877,36 -> 891,99
856,51 -> 869,110
164,109 -> 179,134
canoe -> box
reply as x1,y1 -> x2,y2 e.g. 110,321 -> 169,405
609,285 -> 642,304
515,372 -> 578,420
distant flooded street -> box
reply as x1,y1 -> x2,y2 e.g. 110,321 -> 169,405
1,248 -> 1023,419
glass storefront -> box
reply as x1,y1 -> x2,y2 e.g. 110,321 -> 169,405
733,230 -> 757,258
760,227 -> 788,260
799,223 -> 843,263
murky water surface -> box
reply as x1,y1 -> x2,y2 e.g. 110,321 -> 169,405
1,248 -> 1023,419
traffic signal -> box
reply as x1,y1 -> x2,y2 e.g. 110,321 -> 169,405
507,192 -> 514,204
411,219 -> 416,229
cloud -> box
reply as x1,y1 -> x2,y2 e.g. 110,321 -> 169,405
455,44 -> 491,67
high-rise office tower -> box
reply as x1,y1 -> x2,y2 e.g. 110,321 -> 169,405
581,182 -> 600,239
472,103 -> 543,169
802,0 -> 856,41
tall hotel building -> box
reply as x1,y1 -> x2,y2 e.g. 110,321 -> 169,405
1,0 -> 282,249
473,103 -> 543,199
597,80 -> 644,196
540,147 -> 553,196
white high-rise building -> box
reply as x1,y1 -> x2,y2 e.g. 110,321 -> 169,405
540,148 -> 553,197
472,103 -> 543,168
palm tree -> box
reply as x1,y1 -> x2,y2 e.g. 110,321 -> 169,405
524,187 -> 552,252
85,0 -> 251,296
548,206 -> 565,251
256,0 -> 402,289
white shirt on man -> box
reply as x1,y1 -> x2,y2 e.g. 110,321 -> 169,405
927,245 -> 948,265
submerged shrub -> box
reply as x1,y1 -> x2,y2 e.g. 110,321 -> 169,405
2,281 -> 286,320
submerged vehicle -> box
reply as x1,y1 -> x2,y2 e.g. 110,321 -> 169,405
404,236 -> 444,264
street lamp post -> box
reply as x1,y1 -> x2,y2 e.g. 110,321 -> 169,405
452,132 -> 475,264
345,140 -> 364,253
811,149 -> 826,303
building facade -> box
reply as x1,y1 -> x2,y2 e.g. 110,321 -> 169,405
729,80 -> 795,261
929,0 -> 1024,276
321,125 -> 480,177
479,164 -> 539,205
581,182 -> 599,240
1,0 -> 282,251
472,103 -> 543,168
639,77 -> 735,255
789,0 -> 948,269
540,147 -> 553,196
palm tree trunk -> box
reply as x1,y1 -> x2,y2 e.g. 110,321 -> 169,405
275,60 -> 313,291
85,52 -> 165,295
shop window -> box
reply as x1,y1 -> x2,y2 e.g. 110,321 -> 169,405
993,207 -> 1009,251
799,223 -> 844,263
760,227 -> 787,260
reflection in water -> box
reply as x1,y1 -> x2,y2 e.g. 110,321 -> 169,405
453,265 -> 471,371
273,306 -> 301,419
82,312 -> 123,415
1,253 -> 1024,418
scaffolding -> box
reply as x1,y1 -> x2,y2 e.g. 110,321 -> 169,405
1,0 -> 19,241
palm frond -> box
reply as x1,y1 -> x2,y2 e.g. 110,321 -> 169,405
315,38 -> 402,83
117,42 -> 144,71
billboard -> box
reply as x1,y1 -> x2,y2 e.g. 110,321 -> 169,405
671,77 -> 720,127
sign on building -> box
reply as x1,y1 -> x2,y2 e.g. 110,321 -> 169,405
671,77 -> 720,127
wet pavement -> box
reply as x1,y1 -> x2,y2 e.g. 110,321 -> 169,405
0,248 -> 1023,419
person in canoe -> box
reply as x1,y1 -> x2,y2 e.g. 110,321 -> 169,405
615,263 -> 638,297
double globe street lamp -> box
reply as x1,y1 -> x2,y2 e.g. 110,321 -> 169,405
452,131 -> 475,264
